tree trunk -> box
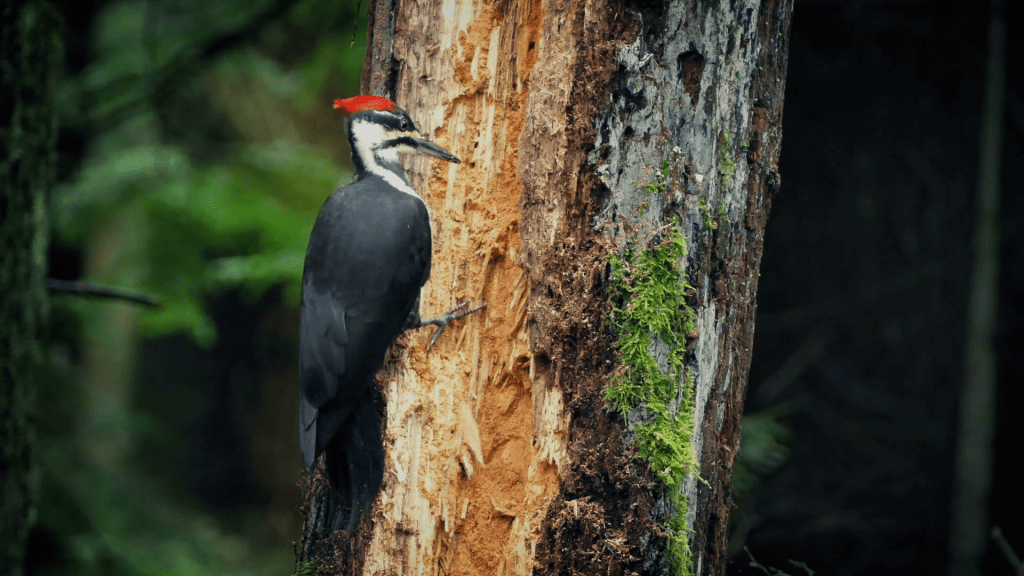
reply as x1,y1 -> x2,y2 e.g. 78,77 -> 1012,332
0,1 -> 61,574
299,0 -> 791,574
949,0 -> 1005,574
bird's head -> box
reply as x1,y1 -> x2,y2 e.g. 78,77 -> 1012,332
335,96 -> 460,169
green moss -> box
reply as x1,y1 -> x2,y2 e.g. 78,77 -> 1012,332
699,196 -> 717,231
637,160 -> 672,195
716,198 -> 730,224
293,559 -> 320,576
606,223 -> 699,576
718,130 -> 736,189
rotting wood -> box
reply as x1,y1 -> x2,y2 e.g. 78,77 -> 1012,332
359,0 -> 565,575
301,0 -> 793,574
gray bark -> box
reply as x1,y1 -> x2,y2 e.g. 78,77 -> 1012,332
300,0 -> 792,573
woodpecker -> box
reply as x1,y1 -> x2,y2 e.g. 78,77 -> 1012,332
299,95 -> 483,533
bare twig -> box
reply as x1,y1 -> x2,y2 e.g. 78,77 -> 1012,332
991,527 -> 1023,575
46,279 -> 161,307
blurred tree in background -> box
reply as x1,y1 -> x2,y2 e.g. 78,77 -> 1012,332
2,1 -> 62,574
33,0 -> 366,574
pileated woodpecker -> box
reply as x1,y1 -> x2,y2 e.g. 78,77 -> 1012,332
299,95 -> 483,533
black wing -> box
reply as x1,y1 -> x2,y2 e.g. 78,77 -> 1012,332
299,177 -> 431,466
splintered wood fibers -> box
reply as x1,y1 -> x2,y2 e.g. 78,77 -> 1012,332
361,0 -> 565,574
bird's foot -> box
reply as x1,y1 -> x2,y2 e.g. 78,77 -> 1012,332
418,301 -> 487,351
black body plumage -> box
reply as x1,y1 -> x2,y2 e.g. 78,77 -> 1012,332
299,107 -> 434,533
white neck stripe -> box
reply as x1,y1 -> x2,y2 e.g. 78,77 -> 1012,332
369,165 -> 419,198
351,119 -> 422,200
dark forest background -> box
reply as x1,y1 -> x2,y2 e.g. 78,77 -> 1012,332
26,0 -> 1020,575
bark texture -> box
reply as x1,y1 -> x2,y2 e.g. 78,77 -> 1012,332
0,1 -> 61,574
300,0 -> 791,573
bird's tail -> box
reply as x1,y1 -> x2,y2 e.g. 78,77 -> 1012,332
323,391 -> 385,533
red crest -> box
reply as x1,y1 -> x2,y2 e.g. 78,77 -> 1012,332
333,95 -> 397,113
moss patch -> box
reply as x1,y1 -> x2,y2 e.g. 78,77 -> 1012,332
718,130 -> 736,187
606,222 -> 699,575
699,196 -> 717,231
636,160 -> 672,195
292,559 -> 320,576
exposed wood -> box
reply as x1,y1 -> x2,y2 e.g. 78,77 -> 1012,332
300,0 -> 792,573
361,1 -> 566,574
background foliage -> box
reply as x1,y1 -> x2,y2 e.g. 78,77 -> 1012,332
38,0 -> 365,573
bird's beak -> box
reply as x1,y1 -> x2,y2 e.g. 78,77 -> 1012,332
413,134 -> 460,163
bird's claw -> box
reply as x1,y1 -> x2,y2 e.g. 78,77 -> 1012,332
421,301 -> 487,351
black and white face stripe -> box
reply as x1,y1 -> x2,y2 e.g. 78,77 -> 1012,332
352,108 -> 421,136
345,107 -> 458,197
348,116 -> 419,196
347,108 -> 430,197
381,135 -> 423,151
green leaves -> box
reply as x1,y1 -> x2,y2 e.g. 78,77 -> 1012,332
733,408 -> 794,499
42,1 -> 367,574
53,0 -> 360,345
56,138 -> 342,344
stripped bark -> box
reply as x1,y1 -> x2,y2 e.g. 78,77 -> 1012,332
300,0 -> 792,574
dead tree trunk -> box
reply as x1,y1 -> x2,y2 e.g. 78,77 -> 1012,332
299,0 -> 792,574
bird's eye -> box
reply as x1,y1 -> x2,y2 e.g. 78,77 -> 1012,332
400,119 -> 410,131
